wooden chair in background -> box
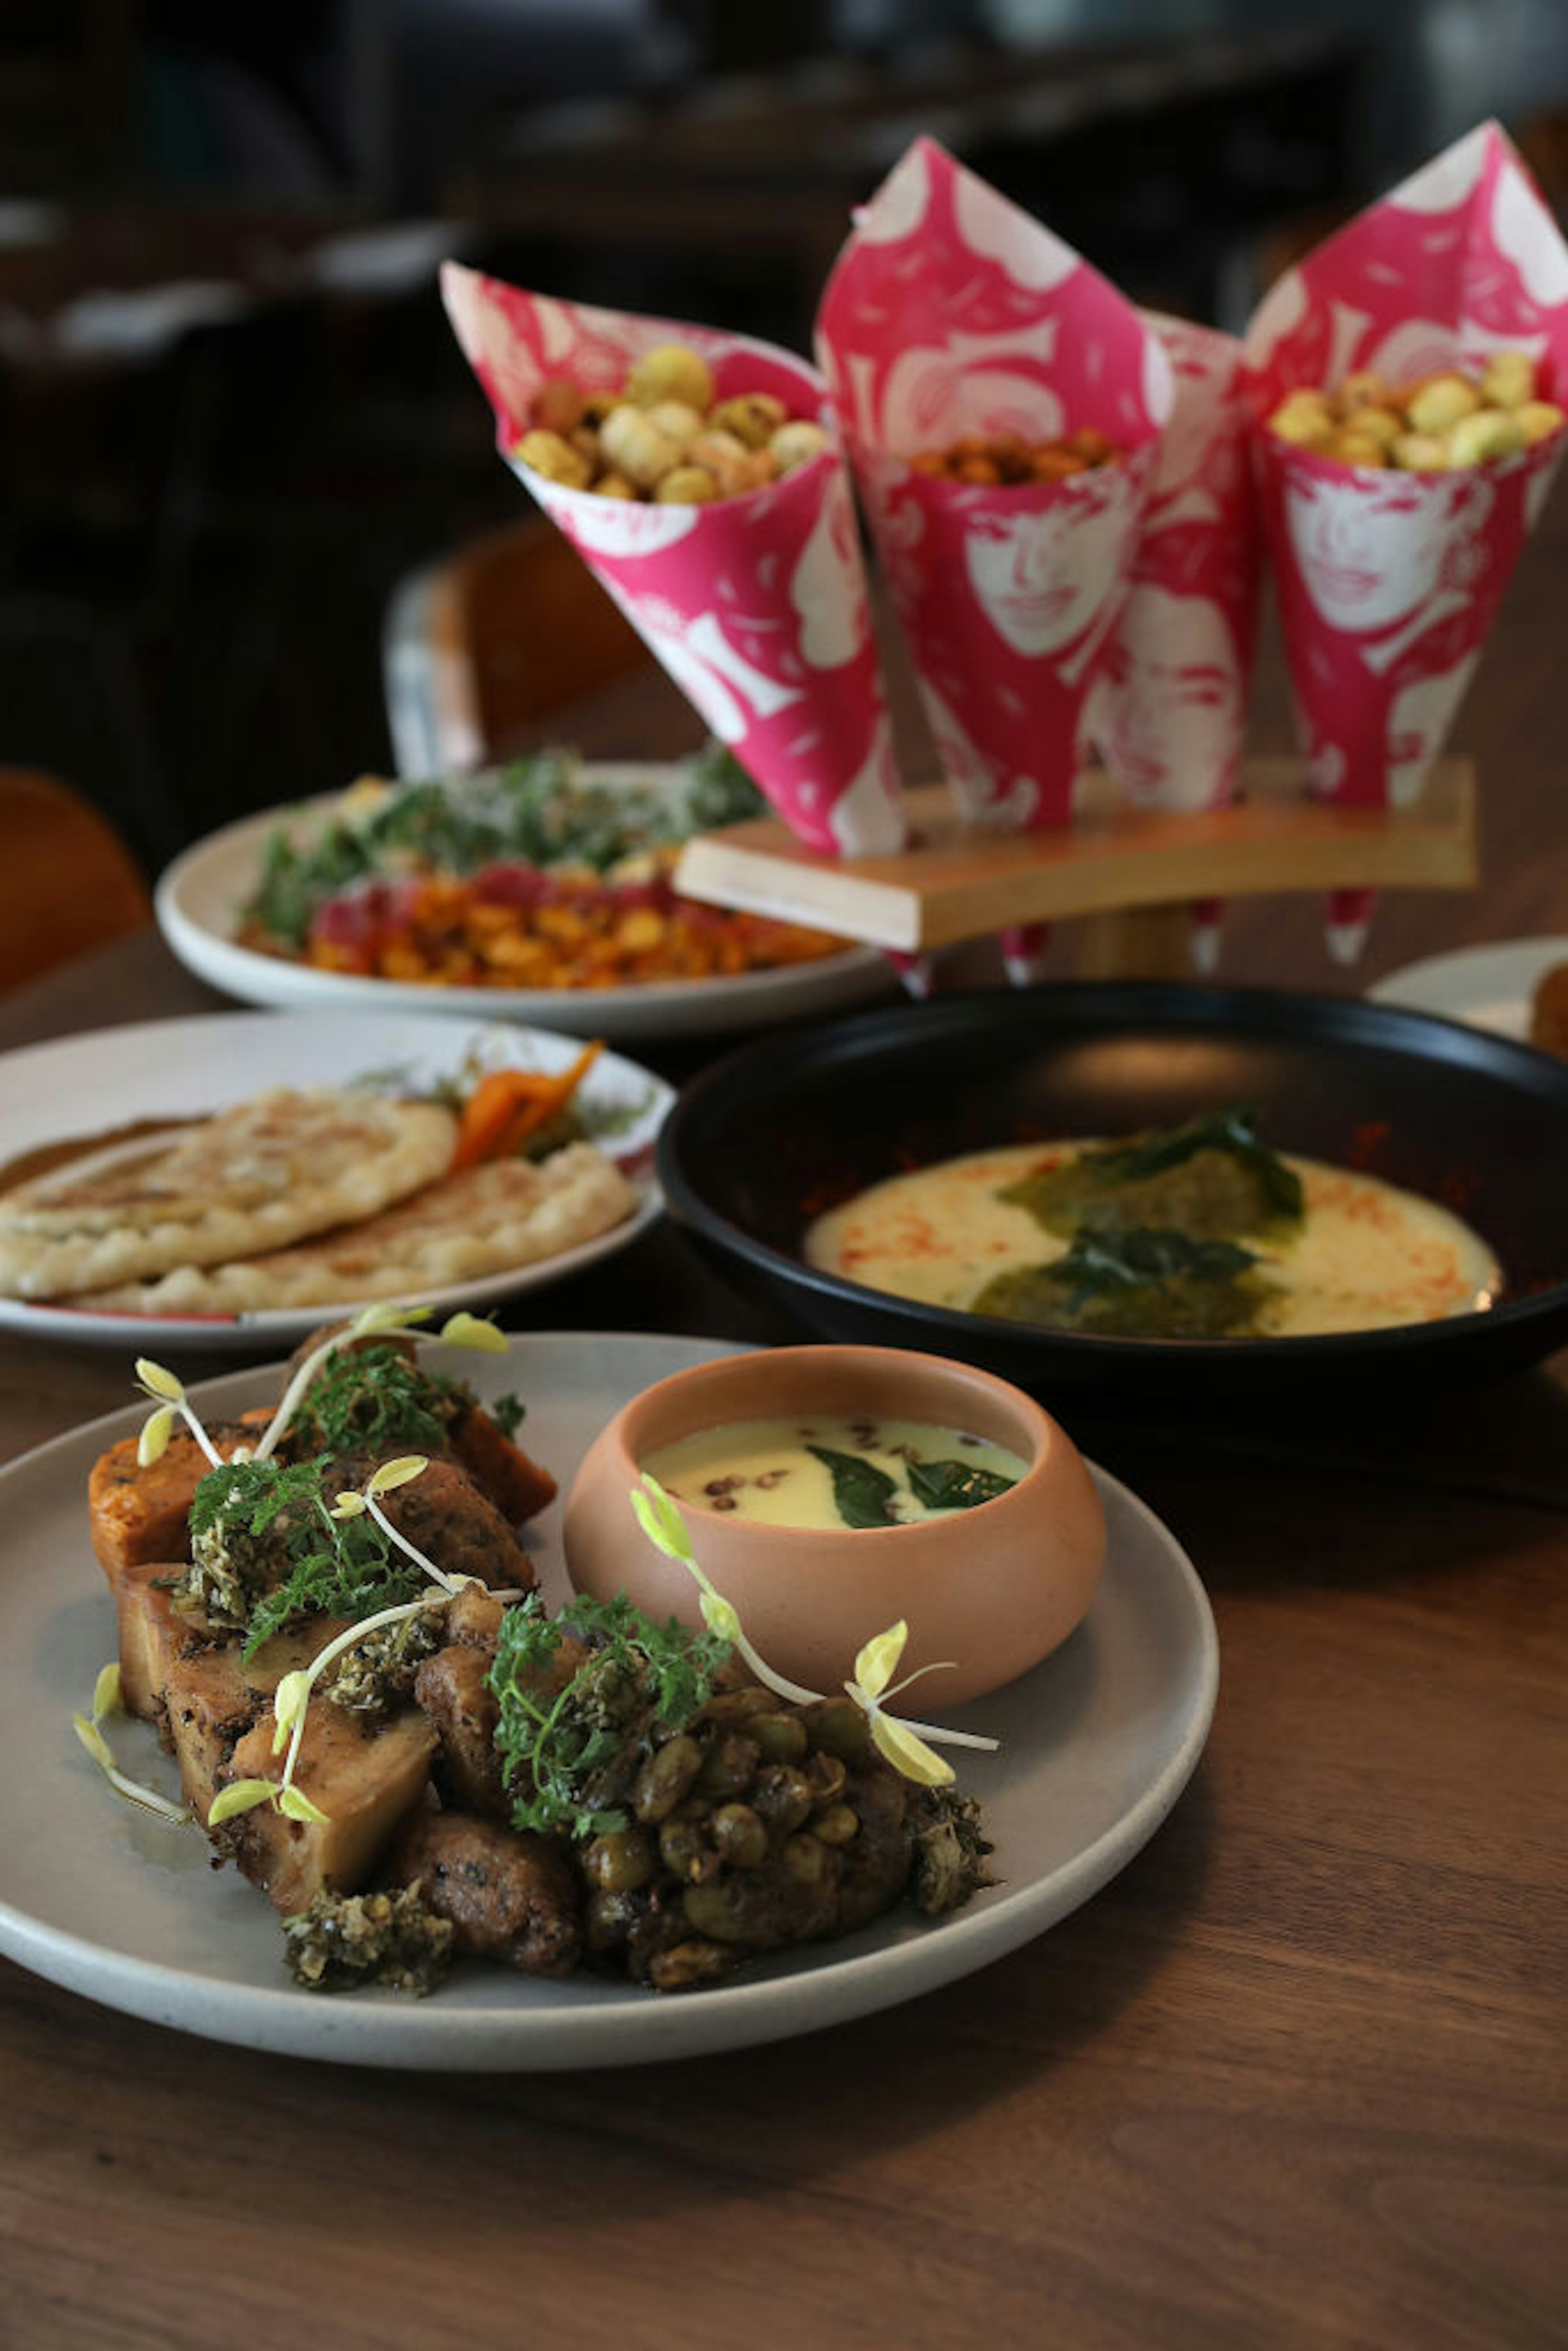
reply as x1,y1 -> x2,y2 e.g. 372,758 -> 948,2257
383,517 -> 653,776
0,769 -> 151,995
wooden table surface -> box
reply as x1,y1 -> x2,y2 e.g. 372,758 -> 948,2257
3,499 -> 1567,2349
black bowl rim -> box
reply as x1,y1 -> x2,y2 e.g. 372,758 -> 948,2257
656,978 -> 1568,1369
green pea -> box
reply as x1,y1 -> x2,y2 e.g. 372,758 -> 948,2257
633,1733 -> 701,1823
710,1802 -> 767,1869
749,1711 -> 808,1763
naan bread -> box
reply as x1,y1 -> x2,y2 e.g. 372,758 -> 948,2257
0,1088 -> 457,1300
76,1142 -> 638,1315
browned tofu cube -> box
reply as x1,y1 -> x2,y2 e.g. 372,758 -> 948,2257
219,1704 -> 437,1915
161,1620 -> 347,1821
110,1560 -> 203,1721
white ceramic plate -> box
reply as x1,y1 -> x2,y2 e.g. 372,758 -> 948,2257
155,765 -> 891,1042
1368,937 -> 1568,1041
0,1334 -> 1217,2071
0,1011 -> 672,1349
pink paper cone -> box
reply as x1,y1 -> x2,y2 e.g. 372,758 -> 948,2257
441,262 -> 904,856
1093,314 -> 1261,816
1243,124 -> 1568,828
815,139 -> 1172,836
1092,312 -> 1261,976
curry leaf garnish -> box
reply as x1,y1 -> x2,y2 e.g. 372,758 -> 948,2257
806,1444 -> 900,1529
906,1459 -> 1018,1513
1086,1107 -> 1303,1222
1051,1227 -> 1259,1312
487,1590 -> 731,1841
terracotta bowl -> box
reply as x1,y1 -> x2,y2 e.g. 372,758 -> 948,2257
561,1344 -> 1107,1705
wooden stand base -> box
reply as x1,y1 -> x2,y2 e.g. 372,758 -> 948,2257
673,757 -> 1478,958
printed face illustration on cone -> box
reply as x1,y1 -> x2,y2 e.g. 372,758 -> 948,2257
1283,469 -> 1481,637
964,479 -> 1131,659
1096,586 -> 1244,809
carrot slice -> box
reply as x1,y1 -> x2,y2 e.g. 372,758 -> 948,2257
452,1043 -> 604,1171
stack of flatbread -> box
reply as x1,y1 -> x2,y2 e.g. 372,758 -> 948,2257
0,1086 -> 638,1314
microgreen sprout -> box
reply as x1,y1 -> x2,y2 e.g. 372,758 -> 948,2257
628,1475 -> 1000,1787
72,1660 -> 191,1825
134,1358 -> 224,1471
245,1303 -> 511,1464
132,1304 -> 511,1475
330,1453 -> 468,1597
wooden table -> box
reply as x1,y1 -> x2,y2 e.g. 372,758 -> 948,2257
3,520 -> 1568,2347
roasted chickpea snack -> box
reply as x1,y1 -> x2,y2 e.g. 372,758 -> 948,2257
514,341 -> 831,506
909,426 -> 1125,486
1267,349 -> 1564,472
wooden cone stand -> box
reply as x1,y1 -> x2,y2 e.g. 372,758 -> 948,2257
673,758 -> 1477,980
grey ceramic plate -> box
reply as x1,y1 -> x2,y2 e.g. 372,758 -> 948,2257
0,1333 -> 1216,2071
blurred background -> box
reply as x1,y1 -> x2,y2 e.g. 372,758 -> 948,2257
3,0 -> 1567,874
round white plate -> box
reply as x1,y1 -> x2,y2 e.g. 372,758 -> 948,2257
0,1333 -> 1217,2071
1368,937 -> 1568,1041
155,766 -> 891,1041
0,1011 -> 672,1349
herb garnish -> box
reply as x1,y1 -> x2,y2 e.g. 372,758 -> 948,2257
241,744 -> 766,947
489,1590 -> 731,1840
805,1443 -> 1016,1527
1084,1106 -> 1303,1223
1051,1226 -> 1261,1312
1001,1104 -> 1303,1244
630,1478 -> 1000,1785
182,1454 -> 428,1656
906,1459 -> 1017,1512
281,1338 -> 467,1458
489,1391 -> 526,1440
807,1443 -> 900,1528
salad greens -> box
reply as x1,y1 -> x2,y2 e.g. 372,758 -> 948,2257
244,743 -> 764,948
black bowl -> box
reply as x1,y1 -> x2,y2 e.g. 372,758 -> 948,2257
657,981 -> 1568,1406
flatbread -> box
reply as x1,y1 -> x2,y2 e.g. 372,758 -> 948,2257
0,1088 -> 457,1300
75,1142 -> 639,1315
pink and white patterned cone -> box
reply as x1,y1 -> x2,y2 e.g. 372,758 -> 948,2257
442,263 -> 905,857
816,139 -> 1172,871
1241,123 -> 1568,951
1091,313 -> 1262,973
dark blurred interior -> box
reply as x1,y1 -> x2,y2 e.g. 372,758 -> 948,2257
3,0 -> 1567,871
